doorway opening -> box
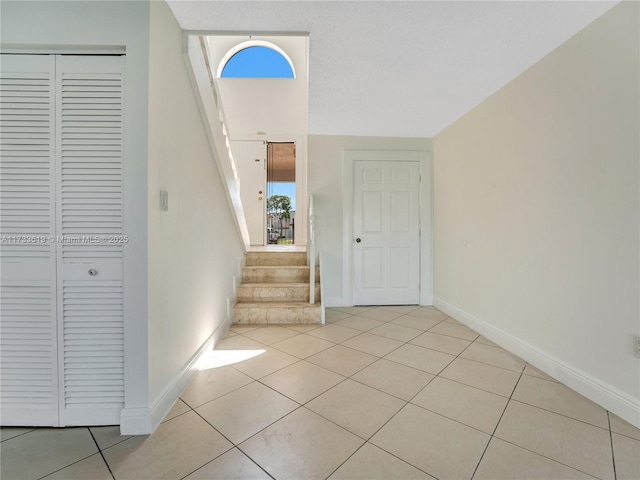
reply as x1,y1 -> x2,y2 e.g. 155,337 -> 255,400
266,142 -> 296,244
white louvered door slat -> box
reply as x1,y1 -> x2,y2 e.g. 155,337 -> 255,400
55,55 -> 125,426
0,54 -> 59,426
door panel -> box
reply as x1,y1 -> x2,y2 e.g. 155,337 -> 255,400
0,54 -> 58,426
232,141 -> 265,245
353,160 -> 420,305
55,55 -> 125,425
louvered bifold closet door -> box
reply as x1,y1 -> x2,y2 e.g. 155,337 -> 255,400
0,55 -> 58,426
55,56 -> 124,425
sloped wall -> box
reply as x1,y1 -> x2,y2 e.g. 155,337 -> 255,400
147,1 -> 244,412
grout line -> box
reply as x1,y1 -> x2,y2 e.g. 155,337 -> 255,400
506,398 -> 610,432
469,368 -> 525,479
0,428 -> 37,444
608,411 -> 618,480
88,428 -> 117,480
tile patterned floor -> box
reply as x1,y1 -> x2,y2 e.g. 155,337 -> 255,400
2,306 -> 639,480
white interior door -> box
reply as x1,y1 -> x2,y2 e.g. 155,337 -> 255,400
0,54 -> 125,427
55,55 -> 125,425
0,54 -> 58,426
232,140 -> 265,245
353,160 -> 420,305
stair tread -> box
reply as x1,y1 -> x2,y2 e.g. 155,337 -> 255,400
244,265 -> 311,269
234,301 -> 321,308
239,282 -> 315,287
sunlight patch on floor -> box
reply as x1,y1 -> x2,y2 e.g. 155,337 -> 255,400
195,349 -> 265,370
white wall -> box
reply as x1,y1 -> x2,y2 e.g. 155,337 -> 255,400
147,1 -> 244,409
0,0 -> 151,426
433,2 -> 639,426
207,35 -> 308,139
308,135 -> 432,306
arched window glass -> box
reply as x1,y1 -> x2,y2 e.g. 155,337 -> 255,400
220,45 -> 295,79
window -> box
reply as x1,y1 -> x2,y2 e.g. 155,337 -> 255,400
218,41 -> 295,79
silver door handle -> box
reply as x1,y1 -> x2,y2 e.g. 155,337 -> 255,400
88,269 -> 98,277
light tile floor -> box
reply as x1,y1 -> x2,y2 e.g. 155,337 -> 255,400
2,306 -> 639,480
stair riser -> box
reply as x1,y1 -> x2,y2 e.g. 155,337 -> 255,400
237,285 -> 321,303
242,267 -> 319,284
246,252 -> 307,266
233,305 -> 322,324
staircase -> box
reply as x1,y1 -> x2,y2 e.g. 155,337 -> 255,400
233,251 -> 322,324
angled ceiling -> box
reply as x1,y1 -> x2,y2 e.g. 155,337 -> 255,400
168,1 -> 618,138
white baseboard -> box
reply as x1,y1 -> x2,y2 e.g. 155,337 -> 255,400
322,296 -> 344,308
120,407 -> 152,435
121,318 -> 231,435
434,297 -> 640,429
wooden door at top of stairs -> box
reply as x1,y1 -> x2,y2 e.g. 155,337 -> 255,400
0,53 -> 125,426
353,160 -> 420,305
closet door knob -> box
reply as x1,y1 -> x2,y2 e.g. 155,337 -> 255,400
88,269 -> 98,277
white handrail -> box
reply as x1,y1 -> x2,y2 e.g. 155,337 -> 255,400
309,194 -> 316,305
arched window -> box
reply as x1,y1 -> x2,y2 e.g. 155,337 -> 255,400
218,41 -> 295,79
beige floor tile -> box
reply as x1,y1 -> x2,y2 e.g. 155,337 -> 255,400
215,335 -> 266,350
229,325 -> 262,333
103,411 -> 232,480
357,308 -> 404,322
89,425 -> 131,451
474,437 -> 596,480
429,321 -> 479,341
0,427 -> 35,442
460,343 -> 526,372
352,358 -> 434,401
495,401 -> 614,480
384,344 -> 455,375
180,365 -> 253,408
325,309 -> 354,323
306,344 -> 378,377
371,403 -> 490,480
411,377 -> 508,434
230,346 -> 299,379
612,432 -> 640,480
307,379 -> 406,439
271,333 -> 335,358
391,315 -> 442,331
330,306 -> 374,315
440,357 -> 521,397
223,330 -> 238,338
242,326 -> 300,345
184,448 -> 270,479
335,315 -> 385,331
41,453 -> 112,480
162,398 -> 191,423
306,324 -> 362,343
196,382 -> 298,444
475,335 -> 499,347
377,305 -> 421,314
285,323 -> 322,332
239,407 -> 363,480
329,442 -> 434,479
610,413 -> 640,441
261,360 -> 345,403
409,331 -> 471,355
406,306 -> 448,320
342,332 -> 403,357
512,375 -> 608,428
442,317 -> 464,325
368,323 -> 423,342
523,363 -> 560,383
0,427 -> 98,480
